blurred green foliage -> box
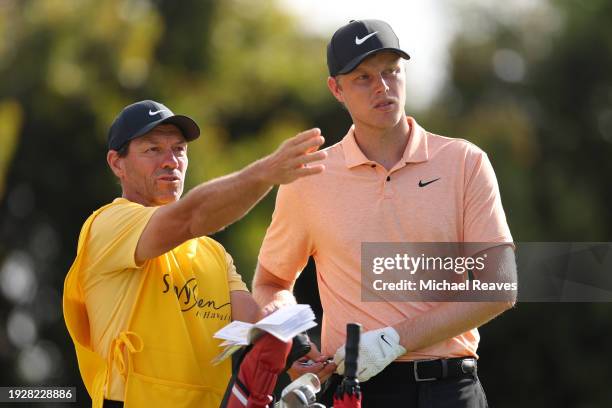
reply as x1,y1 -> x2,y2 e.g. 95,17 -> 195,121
0,0 -> 611,406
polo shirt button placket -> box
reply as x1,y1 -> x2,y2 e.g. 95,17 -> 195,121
383,173 -> 394,199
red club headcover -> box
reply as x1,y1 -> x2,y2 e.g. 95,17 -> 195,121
226,334 -> 292,408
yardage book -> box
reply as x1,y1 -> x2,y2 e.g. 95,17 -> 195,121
211,304 -> 317,364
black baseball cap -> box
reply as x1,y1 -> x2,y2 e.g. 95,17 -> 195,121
327,19 -> 410,77
107,100 -> 200,151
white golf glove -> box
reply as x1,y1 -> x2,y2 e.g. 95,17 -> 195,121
334,326 -> 406,382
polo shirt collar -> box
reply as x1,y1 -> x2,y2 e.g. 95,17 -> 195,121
341,116 -> 429,169
402,116 -> 429,164
342,125 -> 371,168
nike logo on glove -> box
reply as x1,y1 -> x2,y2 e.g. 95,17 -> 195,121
355,31 -> 378,45
380,334 -> 391,346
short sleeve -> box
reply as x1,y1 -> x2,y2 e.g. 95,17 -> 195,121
225,251 -> 248,292
258,184 -> 314,282
463,149 -> 513,246
85,200 -> 158,275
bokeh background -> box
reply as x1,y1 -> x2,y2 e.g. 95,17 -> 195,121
1,0 -> 611,406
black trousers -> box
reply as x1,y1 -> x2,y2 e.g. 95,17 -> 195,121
318,361 -> 488,408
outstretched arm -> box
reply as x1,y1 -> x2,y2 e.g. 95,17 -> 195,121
134,129 -> 326,264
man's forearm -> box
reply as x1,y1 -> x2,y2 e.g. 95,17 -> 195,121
230,290 -> 263,323
183,159 -> 272,238
179,128 -> 326,238
252,284 -> 297,310
394,245 -> 516,352
252,263 -> 297,314
393,301 -> 514,351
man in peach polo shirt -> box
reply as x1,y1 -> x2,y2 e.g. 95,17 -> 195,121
253,20 -> 516,407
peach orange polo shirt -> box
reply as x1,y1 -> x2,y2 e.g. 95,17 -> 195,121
258,117 -> 513,361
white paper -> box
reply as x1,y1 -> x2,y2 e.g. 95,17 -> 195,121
212,304 -> 317,363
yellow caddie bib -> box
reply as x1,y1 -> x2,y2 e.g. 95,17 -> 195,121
63,202 -> 233,408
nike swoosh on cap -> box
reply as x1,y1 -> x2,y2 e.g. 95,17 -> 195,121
355,31 -> 378,45
148,109 -> 168,116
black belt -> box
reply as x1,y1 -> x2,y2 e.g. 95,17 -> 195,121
318,357 -> 479,404
392,357 -> 477,382
103,400 -> 123,408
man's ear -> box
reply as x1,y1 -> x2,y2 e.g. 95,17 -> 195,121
327,76 -> 344,103
107,150 -> 124,179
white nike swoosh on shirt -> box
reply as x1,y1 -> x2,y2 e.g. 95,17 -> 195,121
355,31 -> 378,45
148,109 -> 168,116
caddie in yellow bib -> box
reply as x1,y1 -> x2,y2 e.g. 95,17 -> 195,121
64,199 -> 242,408
62,100 -> 327,407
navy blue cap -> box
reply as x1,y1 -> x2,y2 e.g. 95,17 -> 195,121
107,100 -> 200,151
327,19 -> 410,76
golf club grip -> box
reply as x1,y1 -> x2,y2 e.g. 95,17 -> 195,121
344,323 -> 361,379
